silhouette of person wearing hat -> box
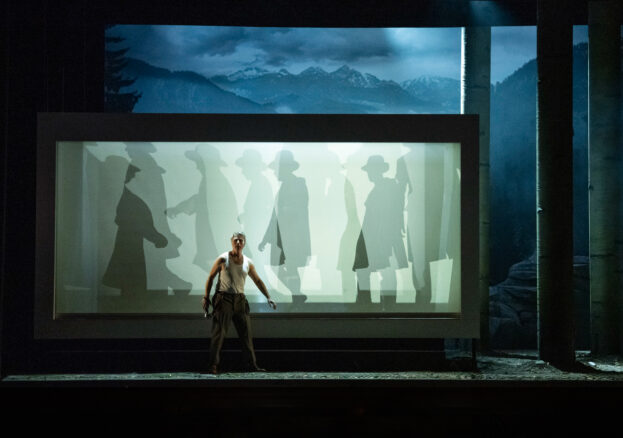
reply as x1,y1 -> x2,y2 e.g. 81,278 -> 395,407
120,142 -> 190,297
166,144 -> 240,272
353,155 -> 407,310
259,149 -> 311,309
103,163 -> 168,298
235,149 -> 273,294
104,143 -> 191,300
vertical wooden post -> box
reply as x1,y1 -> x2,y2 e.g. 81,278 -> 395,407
588,0 -> 622,355
536,0 -> 575,368
461,26 -> 491,351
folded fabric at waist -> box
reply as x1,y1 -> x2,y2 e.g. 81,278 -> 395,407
216,291 -> 245,296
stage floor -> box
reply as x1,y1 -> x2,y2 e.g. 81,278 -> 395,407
3,352 -> 623,384
2,353 -> 623,435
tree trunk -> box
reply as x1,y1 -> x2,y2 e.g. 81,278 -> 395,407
461,26 -> 491,351
588,0 -> 622,355
536,0 -> 575,368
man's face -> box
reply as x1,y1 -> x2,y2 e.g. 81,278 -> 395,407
231,235 -> 246,251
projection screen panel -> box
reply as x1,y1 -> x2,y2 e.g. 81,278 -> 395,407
55,140 -> 461,315
36,114 -> 478,338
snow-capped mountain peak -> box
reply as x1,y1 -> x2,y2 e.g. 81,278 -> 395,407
402,75 -> 456,89
299,66 -> 329,76
226,67 -> 270,81
331,65 -> 379,88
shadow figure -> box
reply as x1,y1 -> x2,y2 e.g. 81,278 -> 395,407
102,164 -> 168,298
120,142 -> 190,297
84,151 -> 128,304
166,144 -> 240,272
353,155 -> 407,310
395,144 -> 445,306
337,152 -> 362,303
166,146 -> 217,272
259,150 -> 311,309
306,144 -> 348,302
235,149 -> 274,301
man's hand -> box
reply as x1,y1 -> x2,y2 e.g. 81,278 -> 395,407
267,298 -> 277,310
258,242 -> 266,252
201,296 -> 210,314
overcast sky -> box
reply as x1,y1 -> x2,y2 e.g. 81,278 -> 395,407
109,25 -> 590,84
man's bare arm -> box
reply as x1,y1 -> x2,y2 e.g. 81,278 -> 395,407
248,263 -> 276,310
203,257 -> 225,311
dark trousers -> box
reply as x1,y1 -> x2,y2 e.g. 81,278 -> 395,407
208,292 -> 257,368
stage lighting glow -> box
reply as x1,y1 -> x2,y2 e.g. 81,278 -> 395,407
54,140 -> 461,316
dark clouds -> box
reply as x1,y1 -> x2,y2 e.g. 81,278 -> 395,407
187,27 -> 398,66
181,27 -> 249,56
491,27 -> 536,58
490,26 -> 588,83
108,25 -> 586,83
108,25 -> 180,68
490,27 -> 535,82
109,25 -> 399,69
281,28 -> 395,64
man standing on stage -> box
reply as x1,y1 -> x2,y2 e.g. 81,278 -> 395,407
202,232 -> 277,374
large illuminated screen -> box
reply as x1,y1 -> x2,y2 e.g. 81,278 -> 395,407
55,140 -> 460,315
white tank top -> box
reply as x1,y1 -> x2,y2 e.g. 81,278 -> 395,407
217,252 -> 251,294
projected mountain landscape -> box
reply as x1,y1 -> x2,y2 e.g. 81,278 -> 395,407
122,58 -> 459,114
122,59 -> 272,113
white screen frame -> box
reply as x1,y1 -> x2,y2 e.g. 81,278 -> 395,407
36,113 -> 479,339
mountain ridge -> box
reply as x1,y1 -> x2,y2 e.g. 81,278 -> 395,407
122,58 -> 274,113
209,63 -> 452,113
